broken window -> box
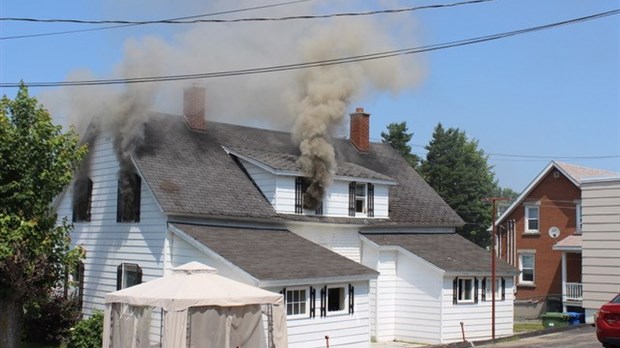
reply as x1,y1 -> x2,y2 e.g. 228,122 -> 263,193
117,171 -> 141,223
295,177 -> 323,215
72,178 -> 93,222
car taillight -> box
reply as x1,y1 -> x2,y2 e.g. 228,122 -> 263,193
599,309 -> 617,324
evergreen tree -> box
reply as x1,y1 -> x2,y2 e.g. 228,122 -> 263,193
381,122 -> 421,168
419,123 -> 496,247
0,85 -> 86,347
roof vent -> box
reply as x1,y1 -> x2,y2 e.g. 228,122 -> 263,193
553,171 -> 560,179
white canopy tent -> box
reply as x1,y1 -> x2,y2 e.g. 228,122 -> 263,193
102,262 -> 287,348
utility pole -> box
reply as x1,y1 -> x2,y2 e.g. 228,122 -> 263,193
486,197 -> 510,340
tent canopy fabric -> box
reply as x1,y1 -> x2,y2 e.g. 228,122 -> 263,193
102,262 -> 287,348
105,262 -> 282,311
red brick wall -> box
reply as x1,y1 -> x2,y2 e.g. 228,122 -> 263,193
350,108 -> 369,152
499,168 -> 581,301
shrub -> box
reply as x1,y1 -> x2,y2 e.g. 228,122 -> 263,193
22,293 -> 82,345
66,311 -> 103,348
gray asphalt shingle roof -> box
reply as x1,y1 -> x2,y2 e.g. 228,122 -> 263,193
362,233 -> 518,275
228,146 -> 396,182
133,113 -> 464,226
173,223 -> 378,282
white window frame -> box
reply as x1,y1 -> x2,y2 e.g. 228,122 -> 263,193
326,285 -> 349,315
355,183 -> 367,215
457,277 -> 475,304
119,263 -> 141,289
575,203 -> 582,232
486,277 -> 502,300
518,252 -> 535,285
285,287 -> 309,318
524,205 -> 540,233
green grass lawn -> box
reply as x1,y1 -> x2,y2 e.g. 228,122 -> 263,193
514,321 -> 545,333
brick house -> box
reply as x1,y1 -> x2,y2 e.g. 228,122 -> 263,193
494,161 -> 618,318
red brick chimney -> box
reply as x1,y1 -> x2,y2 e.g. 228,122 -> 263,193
350,107 -> 370,152
183,86 -> 206,130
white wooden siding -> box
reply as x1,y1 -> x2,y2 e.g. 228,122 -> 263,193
581,179 -> 620,316
440,277 -> 514,343
239,159 -> 277,206
56,136 -> 168,315
273,177 -> 390,218
288,224 -> 362,262
394,252 -> 443,344
375,251 -> 397,342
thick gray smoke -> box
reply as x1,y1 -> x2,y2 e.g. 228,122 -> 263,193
39,1 -> 424,204
291,19 -> 419,208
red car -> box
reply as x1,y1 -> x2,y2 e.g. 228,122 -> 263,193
597,293 -> 620,348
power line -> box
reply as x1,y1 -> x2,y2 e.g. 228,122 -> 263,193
1,9 -> 618,88
412,144 -> 620,160
1,0 -> 492,26
0,0 -> 313,41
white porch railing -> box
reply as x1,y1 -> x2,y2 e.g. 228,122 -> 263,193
563,282 -> 583,302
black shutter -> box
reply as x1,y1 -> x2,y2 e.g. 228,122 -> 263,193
452,277 -> 458,304
136,264 -> 143,284
295,177 -> 303,214
116,264 -> 123,290
133,174 -> 141,222
348,284 -> 355,314
501,277 -> 506,301
279,288 -> 286,301
474,277 -> 479,304
349,182 -> 356,217
320,286 -> 327,317
86,179 -> 93,222
77,262 -> 85,311
309,287 -> 315,318
315,202 -> 323,216
367,183 -> 374,217
481,277 -> 487,302
116,178 -> 123,222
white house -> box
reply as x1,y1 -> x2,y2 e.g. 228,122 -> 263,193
56,86 -> 517,346
580,176 -> 620,323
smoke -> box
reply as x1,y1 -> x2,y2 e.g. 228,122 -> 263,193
291,18 -> 420,208
38,1 -> 424,206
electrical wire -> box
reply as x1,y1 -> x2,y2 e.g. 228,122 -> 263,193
1,9 -> 617,88
1,0 -> 492,25
0,0 -> 313,41
412,145 -> 620,160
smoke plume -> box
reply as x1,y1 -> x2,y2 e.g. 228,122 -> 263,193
38,1 -> 424,204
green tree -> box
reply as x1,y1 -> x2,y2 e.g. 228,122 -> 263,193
419,123 -> 496,247
0,85 -> 86,347
381,121 -> 421,168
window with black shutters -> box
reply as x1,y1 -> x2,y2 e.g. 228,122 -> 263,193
349,182 -> 374,217
117,172 -> 141,223
72,178 -> 93,222
295,177 -> 323,215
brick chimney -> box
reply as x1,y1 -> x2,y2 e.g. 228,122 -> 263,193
183,86 -> 206,130
350,107 -> 370,152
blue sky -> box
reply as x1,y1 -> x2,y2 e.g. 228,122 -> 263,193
1,0 -> 619,192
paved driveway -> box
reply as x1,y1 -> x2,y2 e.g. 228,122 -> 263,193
478,325 -> 601,347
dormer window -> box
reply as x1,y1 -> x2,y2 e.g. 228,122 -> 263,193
72,178 -> 93,222
295,177 -> 323,215
349,182 -> 374,217
117,171 -> 141,223
355,183 -> 366,213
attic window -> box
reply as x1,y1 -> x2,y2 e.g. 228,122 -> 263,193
295,177 -> 323,215
348,182 -> 374,217
72,178 -> 93,222
117,171 -> 141,223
